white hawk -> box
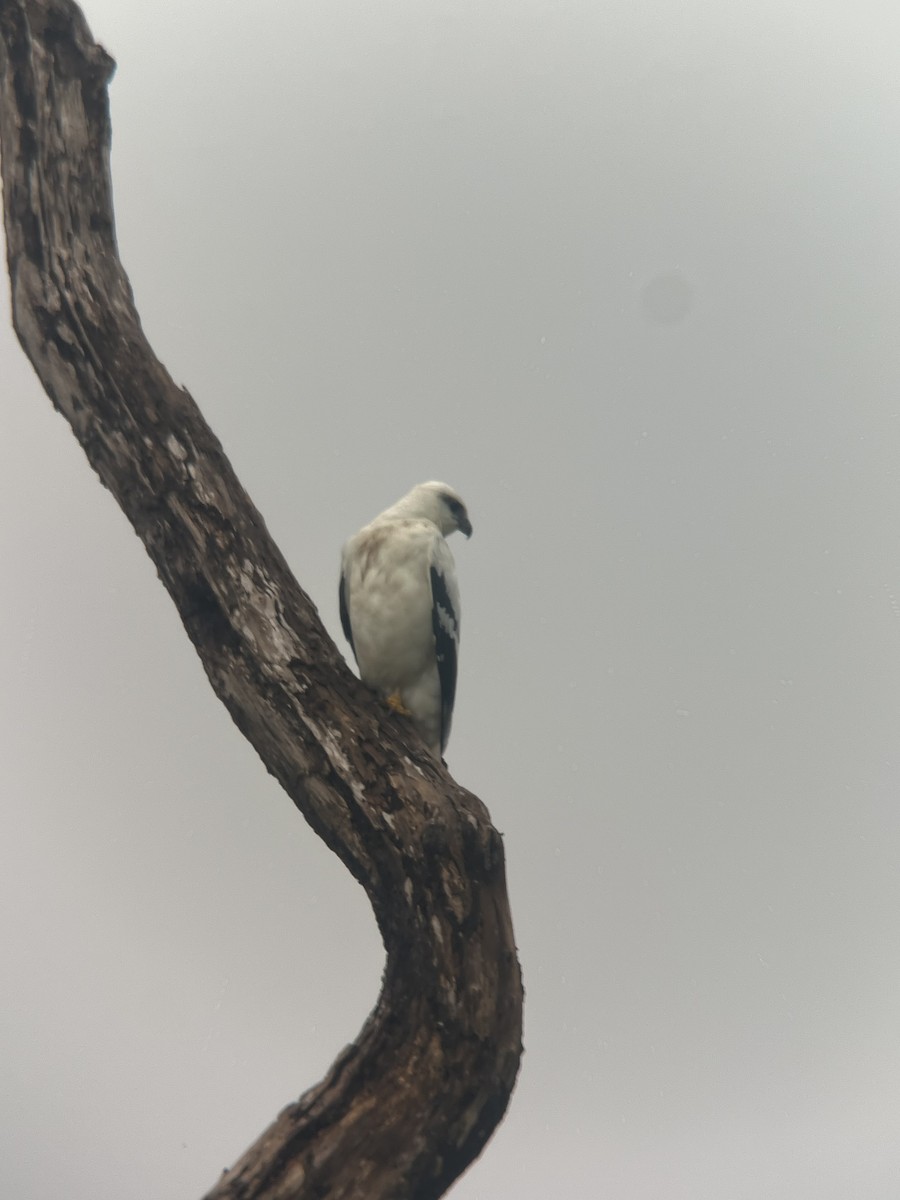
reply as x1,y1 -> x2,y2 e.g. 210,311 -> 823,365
339,481 -> 472,758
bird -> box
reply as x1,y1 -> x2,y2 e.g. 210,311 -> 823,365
339,481 -> 472,758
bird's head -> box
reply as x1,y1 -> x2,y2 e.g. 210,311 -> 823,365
393,481 -> 473,539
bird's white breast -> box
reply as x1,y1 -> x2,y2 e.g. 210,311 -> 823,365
342,518 -> 445,693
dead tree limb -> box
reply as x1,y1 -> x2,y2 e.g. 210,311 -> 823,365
0,3 -> 523,1197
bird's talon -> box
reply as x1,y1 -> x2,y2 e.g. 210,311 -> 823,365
386,691 -> 412,716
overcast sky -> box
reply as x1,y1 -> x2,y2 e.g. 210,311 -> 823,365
3,1 -> 900,1197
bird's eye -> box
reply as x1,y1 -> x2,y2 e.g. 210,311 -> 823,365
444,496 -> 463,517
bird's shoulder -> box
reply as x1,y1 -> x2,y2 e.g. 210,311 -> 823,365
344,515 -> 442,559
428,530 -> 458,578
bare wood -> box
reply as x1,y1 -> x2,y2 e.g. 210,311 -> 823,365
0,2 -> 523,1197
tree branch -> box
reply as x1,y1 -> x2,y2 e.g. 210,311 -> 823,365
0,3 -> 523,1197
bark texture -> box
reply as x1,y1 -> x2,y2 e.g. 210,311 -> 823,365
0,3 -> 523,1197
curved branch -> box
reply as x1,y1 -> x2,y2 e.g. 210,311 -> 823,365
0,3 -> 523,1198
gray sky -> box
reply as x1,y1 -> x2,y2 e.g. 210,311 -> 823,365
3,1 -> 900,1196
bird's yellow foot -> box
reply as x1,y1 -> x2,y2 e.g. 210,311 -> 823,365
386,691 -> 412,716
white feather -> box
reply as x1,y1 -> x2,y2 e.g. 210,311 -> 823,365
340,482 -> 471,757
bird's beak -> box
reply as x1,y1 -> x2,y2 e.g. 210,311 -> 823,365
459,516 -> 473,539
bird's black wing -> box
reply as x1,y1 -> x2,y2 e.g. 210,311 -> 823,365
339,571 -> 356,661
430,560 -> 460,754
